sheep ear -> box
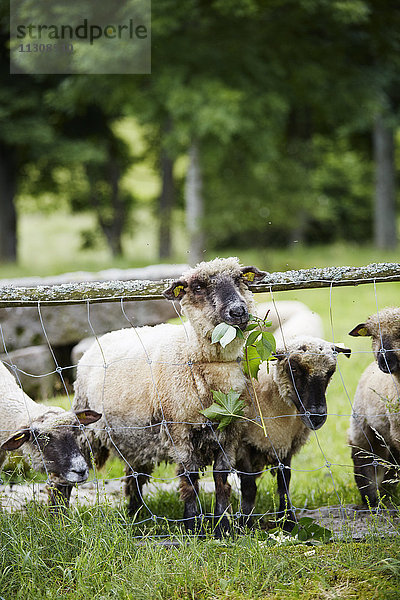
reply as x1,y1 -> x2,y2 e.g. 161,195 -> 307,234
163,280 -> 187,301
1,429 -> 31,451
332,344 -> 352,358
348,323 -> 370,337
74,410 -> 102,426
272,351 -> 286,361
241,266 -> 267,285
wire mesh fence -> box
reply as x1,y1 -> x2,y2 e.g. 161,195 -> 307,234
0,261 -> 399,539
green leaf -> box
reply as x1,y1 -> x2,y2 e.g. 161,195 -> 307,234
235,327 -> 244,339
211,323 -> 240,347
291,517 -> 332,543
211,322 -> 231,344
298,528 -> 309,542
297,517 -> 315,527
220,326 -> 238,348
243,344 -> 262,379
255,339 -> 271,361
245,323 -> 258,332
200,389 -> 245,430
261,331 -> 276,353
245,330 -> 261,347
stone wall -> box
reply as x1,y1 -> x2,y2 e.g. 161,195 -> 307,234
0,264 -> 187,398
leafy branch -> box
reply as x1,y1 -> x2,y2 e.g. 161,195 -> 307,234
200,390 -> 247,430
207,312 -> 276,432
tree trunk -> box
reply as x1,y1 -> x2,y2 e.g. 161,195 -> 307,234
0,143 -> 17,262
104,155 -> 125,257
86,154 -> 125,257
373,113 -> 397,249
158,148 -> 175,259
185,142 -> 204,265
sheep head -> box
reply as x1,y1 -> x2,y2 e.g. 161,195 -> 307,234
273,337 -> 351,430
1,408 -> 101,483
349,307 -> 400,375
163,257 -> 266,338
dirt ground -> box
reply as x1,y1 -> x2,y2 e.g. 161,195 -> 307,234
1,478 -> 399,541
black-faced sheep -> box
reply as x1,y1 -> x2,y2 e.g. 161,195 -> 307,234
0,361 -> 101,507
348,307 -> 400,505
236,336 -> 351,528
60,257 -> 266,532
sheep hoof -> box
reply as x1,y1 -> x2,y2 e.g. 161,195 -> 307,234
184,515 -> 206,536
275,511 -> 296,533
213,514 -> 232,538
280,518 -> 296,533
237,515 -> 254,531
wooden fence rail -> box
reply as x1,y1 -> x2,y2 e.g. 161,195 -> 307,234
0,262 -> 399,307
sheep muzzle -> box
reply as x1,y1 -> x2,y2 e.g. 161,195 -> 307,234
377,344 -> 400,374
300,410 -> 327,430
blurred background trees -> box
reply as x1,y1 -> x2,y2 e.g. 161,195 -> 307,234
1,0 -> 399,266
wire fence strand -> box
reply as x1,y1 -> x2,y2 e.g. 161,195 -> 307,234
0,264 -> 399,537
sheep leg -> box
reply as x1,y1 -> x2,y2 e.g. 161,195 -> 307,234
351,426 -> 388,507
276,456 -> 295,531
124,465 -> 150,516
351,445 -> 381,506
380,446 -> 400,501
178,467 -> 203,533
238,472 -> 258,528
213,452 -> 232,537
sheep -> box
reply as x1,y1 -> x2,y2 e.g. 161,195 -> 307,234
60,257 -> 266,532
256,300 -> 324,347
236,336 -> 351,529
0,361 -> 101,508
348,307 -> 400,506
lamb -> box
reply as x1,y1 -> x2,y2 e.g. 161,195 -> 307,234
256,300 -> 324,347
60,257 -> 266,532
236,336 -> 351,528
348,307 -> 400,506
0,361 -> 101,507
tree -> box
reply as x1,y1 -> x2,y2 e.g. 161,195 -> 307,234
373,112 -> 397,249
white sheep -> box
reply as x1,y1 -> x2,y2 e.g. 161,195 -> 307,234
0,361 -> 101,508
348,307 -> 400,505
236,336 -> 351,528
256,300 -> 324,347
64,257 -> 266,532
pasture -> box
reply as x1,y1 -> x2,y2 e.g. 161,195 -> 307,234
1,233 -> 400,599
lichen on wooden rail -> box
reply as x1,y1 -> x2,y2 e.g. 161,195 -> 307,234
0,279 -> 170,307
253,262 -> 400,292
0,262 -> 398,307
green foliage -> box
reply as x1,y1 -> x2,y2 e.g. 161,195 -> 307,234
211,322 -> 240,347
243,315 -> 276,380
206,313 -> 276,429
290,517 -> 333,544
200,389 -> 245,430
2,0 -> 400,261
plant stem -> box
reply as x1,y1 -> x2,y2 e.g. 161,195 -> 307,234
245,346 -> 268,438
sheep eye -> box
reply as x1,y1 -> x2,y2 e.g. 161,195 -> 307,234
192,283 -> 205,293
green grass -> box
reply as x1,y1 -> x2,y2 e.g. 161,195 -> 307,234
1,213 -> 400,598
1,504 -> 400,600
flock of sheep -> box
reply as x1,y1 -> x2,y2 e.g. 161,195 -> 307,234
0,257 -> 399,534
